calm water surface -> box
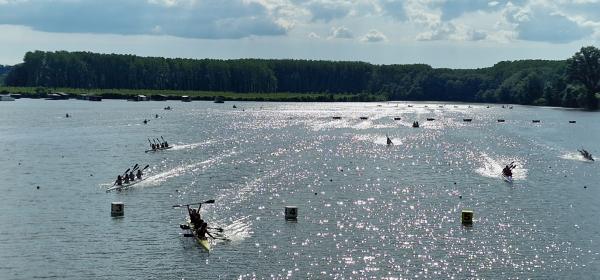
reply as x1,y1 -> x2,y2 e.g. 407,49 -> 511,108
0,99 -> 599,279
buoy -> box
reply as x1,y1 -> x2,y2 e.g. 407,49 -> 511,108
111,202 -> 124,217
36,186 -> 40,189
462,210 -> 473,225
285,206 -> 298,221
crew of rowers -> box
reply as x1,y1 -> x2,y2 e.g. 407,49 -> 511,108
114,169 -> 144,186
187,204 -> 214,239
149,139 -> 169,150
502,162 -> 516,177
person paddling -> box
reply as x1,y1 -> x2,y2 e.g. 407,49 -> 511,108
136,169 -> 143,180
503,162 -> 516,177
115,175 -> 123,186
129,171 -> 135,181
187,204 -> 202,228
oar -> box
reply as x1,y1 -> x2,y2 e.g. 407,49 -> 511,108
161,136 -> 166,143
207,227 -> 224,232
172,199 -> 215,208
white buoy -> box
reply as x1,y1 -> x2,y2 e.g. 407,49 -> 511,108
111,202 -> 124,217
285,206 -> 298,221
462,209 -> 473,225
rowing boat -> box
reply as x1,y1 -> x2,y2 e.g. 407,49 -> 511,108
106,177 -> 148,192
145,146 -> 173,153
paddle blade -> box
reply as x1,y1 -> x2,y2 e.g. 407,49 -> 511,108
204,199 -> 215,204
183,233 -> 194,237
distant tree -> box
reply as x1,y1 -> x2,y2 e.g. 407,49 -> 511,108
566,46 -> 600,109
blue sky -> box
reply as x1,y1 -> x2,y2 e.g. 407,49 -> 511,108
0,0 -> 599,68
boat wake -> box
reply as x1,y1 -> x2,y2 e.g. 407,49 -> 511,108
170,140 -> 216,151
475,153 -> 527,180
560,152 -> 593,162
352,134 -> 403,146
142,150 -> 237,186
218,216 -> 253,242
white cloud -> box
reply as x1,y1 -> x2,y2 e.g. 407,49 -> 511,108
329,26 -> 353,39
361,29 -> 387,42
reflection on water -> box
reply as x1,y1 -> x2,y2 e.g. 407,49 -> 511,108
0,100 -> 599,279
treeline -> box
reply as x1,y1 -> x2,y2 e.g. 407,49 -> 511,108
0,65 -> 12,84
5,47 -> 600,109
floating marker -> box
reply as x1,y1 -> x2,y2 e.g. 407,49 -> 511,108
285,206 -> 298,221
462,209 -> 473,225
111,202 -> 124,217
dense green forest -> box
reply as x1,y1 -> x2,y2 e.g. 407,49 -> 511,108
0,65 -> 12,85
5,47 -> 600,109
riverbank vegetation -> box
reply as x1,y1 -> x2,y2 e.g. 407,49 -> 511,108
4,47 -> 599,109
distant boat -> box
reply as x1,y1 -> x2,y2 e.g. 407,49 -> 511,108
332,116 -> 342,120
426,118 -> 435,121
569,121 -> 576,124
0,95 -> 15,101
497,119 -> 505,122
386,135 -> 393,145
532,120 -> 540,123
463,118 -> 472,122
181,96 -> 192,102
579,149 -> 594,161
214,96 -> 224,103
359,117 -> 368,120
412,121 -> 419,128
407,105 -> 413,108
393,117 -> 401,121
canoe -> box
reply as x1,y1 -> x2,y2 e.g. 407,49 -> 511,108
106,177 -> 148,192
145,146 -> 173,153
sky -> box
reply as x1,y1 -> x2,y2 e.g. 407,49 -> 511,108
0,0 -> 599,68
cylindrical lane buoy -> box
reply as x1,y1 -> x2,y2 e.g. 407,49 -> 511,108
111,202 -> 124,217
461,209 -> 473,226
285,206 -> 298,221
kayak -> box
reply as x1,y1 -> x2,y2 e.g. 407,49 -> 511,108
502,174 -> 513,183
185,220 -> 211,252
145,146 -> 173,153
106,177 -> 148,192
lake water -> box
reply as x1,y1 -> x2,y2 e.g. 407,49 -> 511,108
0,99 -> 599,279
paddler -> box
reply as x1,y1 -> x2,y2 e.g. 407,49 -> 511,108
136,169 -> 143,180
187,205 -> 202,227
115,175 -> 123,186
129,171 -> 135,181
164,140 -> 169,148
197,221 -> 214,239
123,174 -> 130,184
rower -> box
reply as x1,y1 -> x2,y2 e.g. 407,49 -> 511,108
136,169 -> 143,180
115,175 -> 123,186
129,172 -> 135,181
164,141 -> 169,148
123,175 -> 130,184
